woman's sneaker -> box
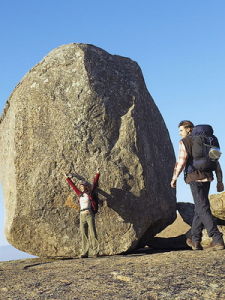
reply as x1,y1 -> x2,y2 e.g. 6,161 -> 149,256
80,253 -> 88,258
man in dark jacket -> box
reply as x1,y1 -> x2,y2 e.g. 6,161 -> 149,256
171,120 -> 225,250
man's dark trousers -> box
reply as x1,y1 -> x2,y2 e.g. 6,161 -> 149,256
189,181 -> 223,244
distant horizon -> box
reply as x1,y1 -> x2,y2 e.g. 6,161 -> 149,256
0,244 -> 36,262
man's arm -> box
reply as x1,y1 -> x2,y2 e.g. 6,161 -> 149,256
215,162 -> 224,192
170,141 -> 188,188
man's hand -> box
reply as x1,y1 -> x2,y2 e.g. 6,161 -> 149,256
170,179 -> 177,188
217,182 -> 224,192
96,167 -> 100,173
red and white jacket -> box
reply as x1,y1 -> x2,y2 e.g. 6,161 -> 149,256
66,172 -> 100,212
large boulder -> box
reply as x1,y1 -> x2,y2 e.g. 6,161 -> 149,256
0,43 -> 176,257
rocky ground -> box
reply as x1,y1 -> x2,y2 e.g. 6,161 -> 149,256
0,247 -> 224,300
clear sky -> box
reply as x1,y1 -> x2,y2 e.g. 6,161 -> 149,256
0,0 -> 225,250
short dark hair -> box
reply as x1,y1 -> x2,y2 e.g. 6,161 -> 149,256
178,120 -> 194,129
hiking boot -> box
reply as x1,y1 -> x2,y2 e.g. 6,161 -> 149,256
209,241 -> 225,251
186,238 -> 203,250
79,254 -> 88,258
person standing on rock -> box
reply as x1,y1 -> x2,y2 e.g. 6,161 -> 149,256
65,169 -> 100,258
171,120 -> 225,251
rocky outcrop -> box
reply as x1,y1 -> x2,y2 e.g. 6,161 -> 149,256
209,191 -> 225,220
0,43 -> 176,257
1,250 -> 224,300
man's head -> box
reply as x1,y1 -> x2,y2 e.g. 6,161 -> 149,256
79,180 -> 90,193
178,120 -> 194,138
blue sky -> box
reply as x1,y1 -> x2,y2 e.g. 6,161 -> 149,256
0,0 -> 225,251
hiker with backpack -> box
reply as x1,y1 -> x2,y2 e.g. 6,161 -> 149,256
65,169 -> 100,258
171,120 -> 225,251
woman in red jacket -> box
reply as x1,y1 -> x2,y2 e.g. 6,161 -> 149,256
65,170 -> 100,258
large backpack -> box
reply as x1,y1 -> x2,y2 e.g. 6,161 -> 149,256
191,124 -> 221,171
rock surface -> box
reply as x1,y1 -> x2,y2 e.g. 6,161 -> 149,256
156,213 -> 190,237
0,43 -> 176,257
177,202 -> 195,226
0,250 -> 224,300
209,191 -> 225,220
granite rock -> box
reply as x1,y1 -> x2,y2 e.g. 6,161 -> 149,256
0,43 -> 176,257
209,191 -> 225,220
0,250 -> 224,300
177,202 -> 195,226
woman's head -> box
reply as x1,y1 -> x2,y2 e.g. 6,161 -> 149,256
79,180 -> 90,193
